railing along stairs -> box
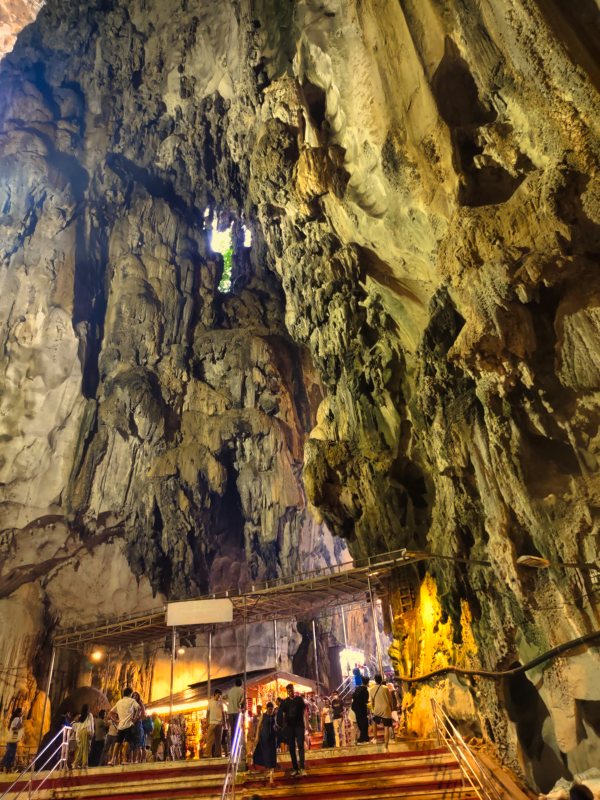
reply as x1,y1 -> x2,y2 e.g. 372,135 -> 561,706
0,726 -> 73,800
431,699 -> 504,800
221,713 -> 245,800
335,675 -> 354,702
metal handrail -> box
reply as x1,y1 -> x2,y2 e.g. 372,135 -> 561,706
335,675 -> 354,701
221,713 -> 244,800
431,699 -> 504,800
0,726 -> 72,800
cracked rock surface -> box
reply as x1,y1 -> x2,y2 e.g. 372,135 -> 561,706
0,0 -> 599,789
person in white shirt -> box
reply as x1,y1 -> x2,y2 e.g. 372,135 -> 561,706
203,689 -> 225,757
369,674 -> 393,748
108,687 -> 141,765
224,678 -> 245,746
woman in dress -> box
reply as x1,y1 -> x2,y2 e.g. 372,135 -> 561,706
1,708 -> 24,772
252,702 -> 277,784
73,704 -> 94,768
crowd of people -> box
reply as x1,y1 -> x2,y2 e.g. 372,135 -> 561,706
246,675 -> 403,782
2,674 -> 402,776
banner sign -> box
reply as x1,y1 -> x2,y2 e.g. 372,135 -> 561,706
166,598 -> 233,626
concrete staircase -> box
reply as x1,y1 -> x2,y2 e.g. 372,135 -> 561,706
0,740 -> 532,800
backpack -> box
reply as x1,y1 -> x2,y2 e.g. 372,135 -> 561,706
142,717 -> 153,734
351,687 -> 365,712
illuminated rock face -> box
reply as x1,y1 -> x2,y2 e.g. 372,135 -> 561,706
0,0 -> 599,789
0,0 -> 43,58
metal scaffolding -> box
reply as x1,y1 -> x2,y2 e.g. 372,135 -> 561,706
53,548 -> 421,649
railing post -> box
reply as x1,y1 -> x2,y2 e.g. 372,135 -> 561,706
239,596 -> 247,773
367,573 -> 384,676
207,627 -> 213,701
37,647 -> 56,752
169,626 -> 176,730
312,619 -> 321,697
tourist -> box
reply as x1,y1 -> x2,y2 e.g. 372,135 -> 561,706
351,677 -> 370,743
167,716 -> 183,759
108,687 -> 141,765
347,705 -> 358,746
275,698 -> 286,753
204,689 -> 225,758
1,707 -> 24,772
252,702 -> 277,784
352,665 -> 362,688
150,713 -> 162,761
306,695 -> 319,734
280,683 -> 308,777
247,706 -> 261,753
321,698 -> 335,748
330,690 -> 345,747
73,704 -> 94,768
131,692 -> 147,763
225,678 -> 245,746
100,713 -> 118,766
369,674 -> 393,748
89,709 -> 108,766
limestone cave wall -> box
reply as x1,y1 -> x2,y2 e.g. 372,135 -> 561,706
0,0 -> 599,791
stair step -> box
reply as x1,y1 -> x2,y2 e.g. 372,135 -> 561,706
0,744 -> 503,800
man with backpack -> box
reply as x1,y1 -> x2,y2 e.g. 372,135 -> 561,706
369,674 -> 393,748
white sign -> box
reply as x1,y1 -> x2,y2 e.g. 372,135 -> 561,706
166,598 -> 234,626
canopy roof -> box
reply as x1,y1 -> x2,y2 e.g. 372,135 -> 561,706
54,548 -> 422,650
145,668 -> 317,713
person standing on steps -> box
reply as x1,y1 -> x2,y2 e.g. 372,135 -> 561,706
89,709 -> 108,766
73,704 -> 94,768
252,702 -> 277,784
224,678 -> 245,747
108,687 -> 141,765
330,690 -> 345,747
1,708 -> 23,772
204,689 -> 225,758
280,683 -> 309,777
351,677 -> 370,743
369,674 -> 393,748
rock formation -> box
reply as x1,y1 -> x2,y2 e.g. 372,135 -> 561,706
0,0 -> 43,59
0,0 -> 599,791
